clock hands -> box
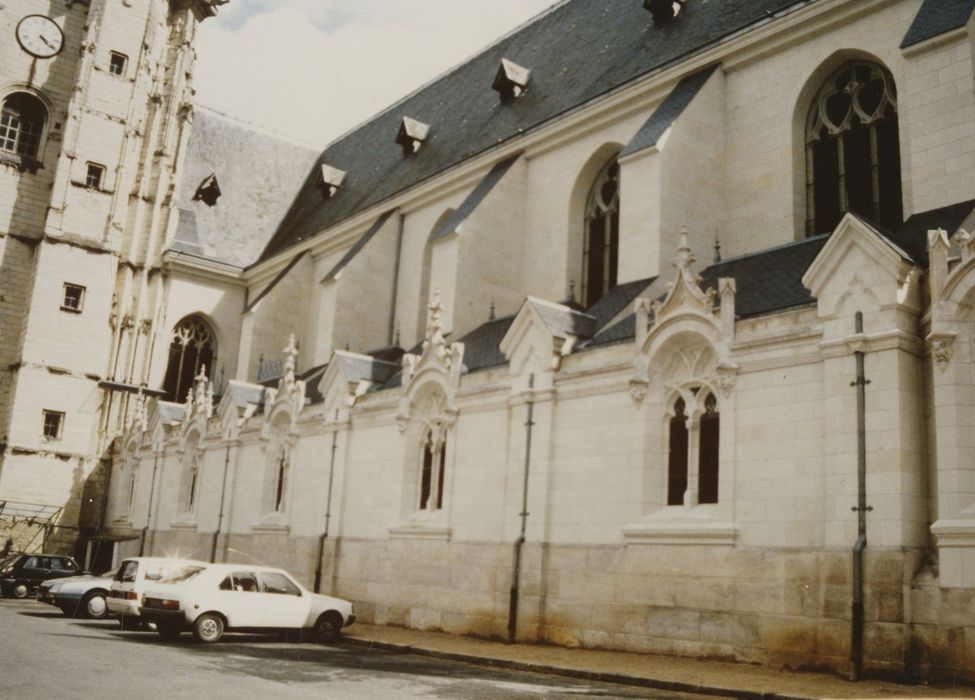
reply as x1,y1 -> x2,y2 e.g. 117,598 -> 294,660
40,35 -> 55,50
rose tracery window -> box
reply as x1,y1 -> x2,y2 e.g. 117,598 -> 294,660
582,158 -> 620,308
163,316 -> 216,402
806,61 -> 902,236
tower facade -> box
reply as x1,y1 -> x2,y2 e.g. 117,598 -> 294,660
0,0 -> 223,556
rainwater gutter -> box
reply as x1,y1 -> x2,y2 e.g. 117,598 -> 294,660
508,373 -> 535,644
388,213 -> 405,346
314,424 -> 340,593
850,311 -> 872,681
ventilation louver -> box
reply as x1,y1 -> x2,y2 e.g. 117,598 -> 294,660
317,164 -> 346,199
396,117 -> 430,155
492,58 -> 531,102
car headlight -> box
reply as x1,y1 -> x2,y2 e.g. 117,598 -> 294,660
48,585 -> 61,593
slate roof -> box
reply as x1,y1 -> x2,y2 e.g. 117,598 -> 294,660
173,108 -> 318,267
884,199 -> 975,267
900,0 -> 975,49
259,0 -> 802,263
619,64 -> 718,158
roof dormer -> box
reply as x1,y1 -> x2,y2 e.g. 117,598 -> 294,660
396,116 -> 430,155
492,58 -> 530,102
644,0 -> 684,25
317,163 -> 346,199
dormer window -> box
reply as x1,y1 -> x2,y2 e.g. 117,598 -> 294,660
492,58 -> 530,102
317,163 -> 346,199
396,117 -> 430,155
644,0 -> 684,24
193,173 -> 221,207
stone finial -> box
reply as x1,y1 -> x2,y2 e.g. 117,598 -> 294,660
718,278 -> 736,340
188,365 -> 213,419
674,225 -> 695,270
634,297 -> 652,349
956,228 -> 974,263
282,334 -> 298,381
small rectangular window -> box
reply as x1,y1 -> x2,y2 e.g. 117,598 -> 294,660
61,283 -> 85,312
109,52 -> 127,77
85,162 -> 105,189
42,410 -> 64,440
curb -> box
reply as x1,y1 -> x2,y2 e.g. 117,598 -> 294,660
344,635 -> 817,700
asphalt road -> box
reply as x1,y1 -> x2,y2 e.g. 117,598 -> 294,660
0,598 -> 711,700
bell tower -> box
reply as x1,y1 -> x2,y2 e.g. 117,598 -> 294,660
0,0 -> 225,554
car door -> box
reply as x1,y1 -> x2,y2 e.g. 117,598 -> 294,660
258,571 -> 309,629
20,556 -> 46,586
212,572 -> 264,629
53,557 -> 78,578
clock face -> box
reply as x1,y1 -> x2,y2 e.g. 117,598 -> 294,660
16,15 -> 65,59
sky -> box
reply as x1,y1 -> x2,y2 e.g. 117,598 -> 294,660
194,0 -> 558,149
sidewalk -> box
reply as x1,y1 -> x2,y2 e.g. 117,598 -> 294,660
344,623 -> 975,699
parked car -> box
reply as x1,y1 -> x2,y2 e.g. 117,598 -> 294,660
139,563 -> 355,643
107,557 -> 208,628
37,569 -> 116,619
0,553 -> 81,598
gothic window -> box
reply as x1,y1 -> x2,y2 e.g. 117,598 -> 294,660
698,392 -> 719,504
126,456 -> 138,515
163,316 -> 216,402
418,427 -> 447,511
666,391 -> 720,506
0,92 -> 46,159
262,436 -> 292,516
806,61 -> 902,236
273,447 -> 289,513
667,398 -> 688,506
582,158 -> 620,308
180,445 -> 201,514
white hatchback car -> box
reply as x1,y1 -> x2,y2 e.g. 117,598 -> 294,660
139,563 -> 355,644
107,557 -> 208,628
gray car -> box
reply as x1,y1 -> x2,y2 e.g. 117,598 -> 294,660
37,569 -> 115,619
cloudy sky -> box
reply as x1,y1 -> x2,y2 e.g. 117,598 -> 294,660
194,0 -> 558,148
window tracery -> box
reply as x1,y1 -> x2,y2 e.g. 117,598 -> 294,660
163,316 -> 216,402
582,158 -> 620,308
666,388 -> 720,507
805,61 -> 901,236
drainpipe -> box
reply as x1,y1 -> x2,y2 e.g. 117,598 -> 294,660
139,451 -> 161,556
850,311 -> 872,682
508,374 -> 535,644
146,442 -> 167,556
314,422 -> 340,593
388,213 -> 405,346
210,442 -> 233,563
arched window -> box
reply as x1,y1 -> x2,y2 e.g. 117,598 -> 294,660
805,61 -> 902,236
667,397 -> 688,506
582,158 -> 620,308
418,426 -> 447,511
179,442 -> 202,514
163,316 -> 216,402
666,390 -> 720,506
0,92 -> 47,159
273,447 -> 289,513
698,392 -> 719,504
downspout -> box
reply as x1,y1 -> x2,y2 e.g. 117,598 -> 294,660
850,311 -> 872,681
314,421 -> 340,593
508,373 -> 535,644
388,212 -> 405,346
146,442 -> 168,556
210,442 -> 233,562
139,450 -> 161,556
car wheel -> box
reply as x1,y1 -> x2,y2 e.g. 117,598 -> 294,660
12,582 -> 29,599
156,623 -> 181,641
193,613 -> 224,644
82,591 -> 109,619
314,611 -> 343,644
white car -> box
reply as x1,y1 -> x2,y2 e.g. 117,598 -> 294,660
107,557 -> 208,628
37,570 -> 115,618
139,563 -> 356,644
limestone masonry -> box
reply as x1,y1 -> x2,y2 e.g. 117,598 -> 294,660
2,0 -> 975,683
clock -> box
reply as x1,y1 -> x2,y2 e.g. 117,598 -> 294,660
16,15 -> 64,59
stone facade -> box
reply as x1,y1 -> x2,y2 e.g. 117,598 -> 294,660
6,0 -> 975,685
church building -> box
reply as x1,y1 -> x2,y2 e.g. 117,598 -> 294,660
3,0 -> 975,682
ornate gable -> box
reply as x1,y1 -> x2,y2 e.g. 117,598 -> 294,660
179,367 -> 213,448
262,334 -> 306,439
631,228 -> 737,401
397,292 -> 464,431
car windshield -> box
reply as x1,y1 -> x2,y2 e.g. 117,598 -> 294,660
157,566 -> 205,584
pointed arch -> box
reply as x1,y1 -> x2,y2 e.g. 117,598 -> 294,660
162,315 -> 219,402
795,54 -> 902,237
